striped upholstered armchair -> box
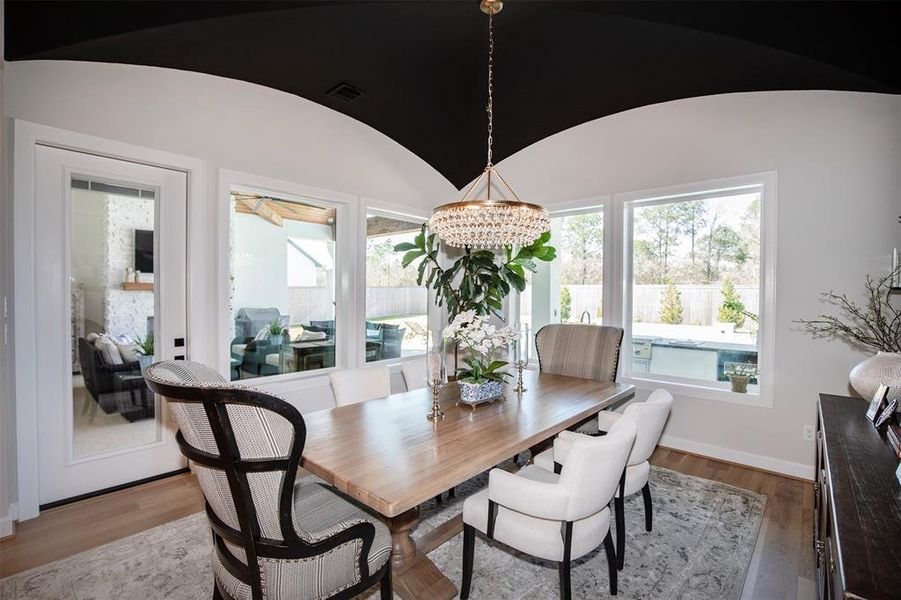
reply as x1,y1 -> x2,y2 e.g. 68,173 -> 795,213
143,361 -> 392,600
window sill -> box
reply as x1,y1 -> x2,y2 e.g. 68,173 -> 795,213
620,374 -> 772,408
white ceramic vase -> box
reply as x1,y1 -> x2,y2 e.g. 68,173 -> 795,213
849,352 -> 901,402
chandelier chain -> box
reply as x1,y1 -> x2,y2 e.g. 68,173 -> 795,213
486,12 -> 494,169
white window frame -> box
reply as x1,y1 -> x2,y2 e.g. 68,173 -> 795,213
359,199 -> 431,366
522,172 -> 776,407
218,169 -> 358,384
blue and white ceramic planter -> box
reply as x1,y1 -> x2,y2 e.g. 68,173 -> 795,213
458,380 -> 503,407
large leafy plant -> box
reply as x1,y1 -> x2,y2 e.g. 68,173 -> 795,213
394,224 -> 556,321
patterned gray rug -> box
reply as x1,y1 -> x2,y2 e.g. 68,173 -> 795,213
0,466 -> 765,600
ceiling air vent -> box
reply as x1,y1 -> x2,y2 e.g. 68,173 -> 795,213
326,82 -> 364,103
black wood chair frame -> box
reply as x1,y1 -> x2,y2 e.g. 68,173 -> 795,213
144,376 -> 391,600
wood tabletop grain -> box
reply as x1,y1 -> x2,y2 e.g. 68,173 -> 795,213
301,370 -> 634,517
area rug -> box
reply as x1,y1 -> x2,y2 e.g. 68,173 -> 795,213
0,466 -> 765,600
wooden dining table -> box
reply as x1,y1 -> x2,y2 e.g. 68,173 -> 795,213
301,369 -> 635,599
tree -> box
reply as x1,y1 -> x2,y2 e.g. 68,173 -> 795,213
659,281 -> 684,324
679,200 -> 707,266
637,204 -> 684,282
702,220 -> 744,283
717,277 -> 746,327
560,213 -> 604,285
560,286 -> 572,322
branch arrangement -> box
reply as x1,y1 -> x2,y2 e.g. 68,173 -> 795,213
796,265 -> 901,353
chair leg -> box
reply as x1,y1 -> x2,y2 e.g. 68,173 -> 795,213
558,520 -> 573,600
614,494 -> 625,570
380,563 -> 393,600
603,530 -> 618,595
461,524 -> 475,600
558,560 -> 572,600
434,493 -> 443,504
642,482 -> 653,532
448,486 -> 455,499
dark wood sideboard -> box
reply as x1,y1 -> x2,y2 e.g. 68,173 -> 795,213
815,394 -> 901,599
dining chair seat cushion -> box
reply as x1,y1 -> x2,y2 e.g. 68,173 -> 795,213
462,464 -> 612,562
212,481 -> 392,600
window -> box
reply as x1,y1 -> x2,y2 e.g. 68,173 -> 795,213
229,189 -> 337,380
557,209 -> 604,324
365,212 -> 428,362
523,207 -> 605,361
625,186 -> 762,392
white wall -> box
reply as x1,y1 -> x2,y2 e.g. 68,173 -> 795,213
2,61 -> 456,520
498,91 -> 901,477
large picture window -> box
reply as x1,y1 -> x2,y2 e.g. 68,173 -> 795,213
625,186 -> 762,391
229,189 -> 338,380
365,212 -> 428,362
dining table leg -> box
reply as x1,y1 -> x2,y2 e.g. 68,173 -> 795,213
386,507 -> 457,600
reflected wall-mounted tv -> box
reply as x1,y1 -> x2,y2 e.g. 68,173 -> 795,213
134,229 -> 154,273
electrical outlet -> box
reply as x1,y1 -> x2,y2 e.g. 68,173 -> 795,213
803,425 -> 815,442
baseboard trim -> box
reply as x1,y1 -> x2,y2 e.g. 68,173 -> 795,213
39,468 -> 191,511
1,502 -> 19,540
659,434 -> 815,481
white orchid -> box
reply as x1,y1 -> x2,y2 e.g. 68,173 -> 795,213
444,313 -> 518,384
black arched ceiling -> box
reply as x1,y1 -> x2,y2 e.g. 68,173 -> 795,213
5,1 -> 900,188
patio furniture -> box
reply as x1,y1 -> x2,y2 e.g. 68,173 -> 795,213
378,325 -> 405,360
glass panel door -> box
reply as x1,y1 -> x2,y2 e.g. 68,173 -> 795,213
36,145 -> 187,506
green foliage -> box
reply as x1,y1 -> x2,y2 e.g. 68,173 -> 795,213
560,213 -> 604,285
457,358 -> 510,384
394,225 -> 557,321
659,281 -> 684,324
366,235 -> 421,287
268,319 -> 284,336
133,333 -> 154,356
560,286 -> 572,321
717,278 -> 746,327
725,362 -> 758,378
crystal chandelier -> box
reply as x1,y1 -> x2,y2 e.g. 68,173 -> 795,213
429,0 -> 549,249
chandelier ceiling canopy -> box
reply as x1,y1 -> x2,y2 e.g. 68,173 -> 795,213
428,0 -> 550,249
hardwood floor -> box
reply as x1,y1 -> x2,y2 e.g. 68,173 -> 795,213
0,472 -> 204,578
0,449 -> 815,599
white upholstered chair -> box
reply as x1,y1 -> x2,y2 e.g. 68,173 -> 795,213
400,356 -> 428,391
143,361 -> 392,600
534,388 -> 673,570
328,365 -> 391,407
461,416 -> 637,599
